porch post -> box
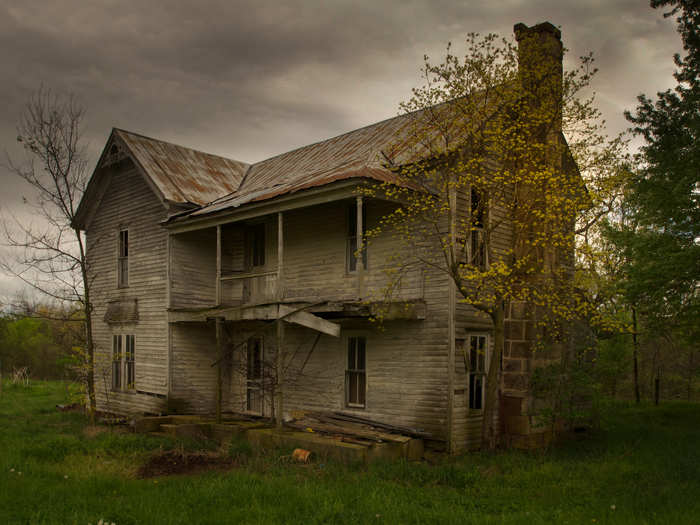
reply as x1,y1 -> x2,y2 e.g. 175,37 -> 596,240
356,195 -> 365,298
277,212 -> 284,300
215,316 -> 223,424
216,225 -> 222,306
275,315 -> 285,428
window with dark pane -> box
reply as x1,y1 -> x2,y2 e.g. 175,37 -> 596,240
468,334 -> 488,410
470,188 -> 486,269
118,229 -> 129,287
125,335 -> 135,390
245,223 -> 266,268
112,335 -> 122,390
112,334 -> 135,391
346,336 -> 366,407
246,337 -> 263,413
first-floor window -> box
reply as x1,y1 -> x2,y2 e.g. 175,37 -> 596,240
112,334 -> 135,391
246,337 -> 263,413
346,336 -> 366,408
468,334 -> 488,410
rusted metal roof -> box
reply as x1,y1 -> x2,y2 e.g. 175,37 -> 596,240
115,129 -> 249,206
182,112 -> 422,219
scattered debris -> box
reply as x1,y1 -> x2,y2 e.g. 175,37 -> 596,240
56,403 -> 81,412
292,449 -> 311,462
11,367 -> 30,386
286,411 -> 430,444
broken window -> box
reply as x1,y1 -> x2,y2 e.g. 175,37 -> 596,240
246,337 -> 263,413
112,334 -> 135,391
118,229 -> 129,287
347,202 -> 367,272
111,335 -> 122,391
346,336 -> 366,408
125,334 -> 135,390
245,223 -> 266,269
470,189 -> 486,270
468,334 -> 488,410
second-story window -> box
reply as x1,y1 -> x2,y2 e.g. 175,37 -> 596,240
470,189 -> 486,270
347,202 -> 367,272
246,223 -> 266,269
118,229 -> 129,287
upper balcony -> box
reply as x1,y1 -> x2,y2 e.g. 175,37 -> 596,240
167,197 -> 427,320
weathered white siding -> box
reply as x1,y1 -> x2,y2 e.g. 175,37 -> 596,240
87,160 -> 168,414
169,323 -> 218,413
170,228 -> 217,308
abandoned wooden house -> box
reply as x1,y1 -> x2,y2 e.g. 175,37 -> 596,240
74,22 -> 572,453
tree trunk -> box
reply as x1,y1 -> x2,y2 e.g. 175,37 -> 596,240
481,301 -> 504,450
654,370 -> 660,406
78,233 -> 96,424
632,307 -> 641,404
687,351 -> 693,402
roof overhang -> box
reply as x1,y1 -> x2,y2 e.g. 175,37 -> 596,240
164,179 -> 375,234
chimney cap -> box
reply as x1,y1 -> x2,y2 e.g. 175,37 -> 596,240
513,22 -> 561,41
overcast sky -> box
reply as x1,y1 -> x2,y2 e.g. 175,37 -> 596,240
0,0 -> 682,299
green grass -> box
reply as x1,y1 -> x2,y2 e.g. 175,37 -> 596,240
1,381 -> 700,524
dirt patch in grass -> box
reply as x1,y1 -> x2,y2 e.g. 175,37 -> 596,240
137,450 -> 236,478
82,425 -> 129,438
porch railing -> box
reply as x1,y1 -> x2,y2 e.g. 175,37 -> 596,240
220,271 -> 278,305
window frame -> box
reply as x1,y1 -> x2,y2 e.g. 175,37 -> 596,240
112,333 -> 135,391
345,335 -> 367,408
246,336 -> 264,414
117,228 -> 129,288
469,188 -> 487,270
467,333 -> 489,411
245,223 -> 266,269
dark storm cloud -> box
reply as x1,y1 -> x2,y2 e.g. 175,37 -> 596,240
0,0 -> 682,297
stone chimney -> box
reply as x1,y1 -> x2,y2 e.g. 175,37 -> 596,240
513,22 -> 563,132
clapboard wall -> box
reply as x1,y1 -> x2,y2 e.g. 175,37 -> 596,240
87,159 -> 168,414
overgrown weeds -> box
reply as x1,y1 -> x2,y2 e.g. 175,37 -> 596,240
2,380 -> 700,524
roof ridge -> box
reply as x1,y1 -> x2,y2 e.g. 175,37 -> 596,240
247,109 -> 410,169
114,128 -> 250,166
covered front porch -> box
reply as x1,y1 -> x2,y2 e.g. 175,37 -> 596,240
166,299 -> 427,419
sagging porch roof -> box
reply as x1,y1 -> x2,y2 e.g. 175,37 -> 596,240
168,299 -> 427,328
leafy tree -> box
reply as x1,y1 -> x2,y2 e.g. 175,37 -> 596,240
368,26 -> 622,449
603,0 -> 699,402
1,88 -> 96,415
615,0 -> 699,323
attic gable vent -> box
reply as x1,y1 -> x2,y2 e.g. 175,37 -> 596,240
102,143 -> 126,167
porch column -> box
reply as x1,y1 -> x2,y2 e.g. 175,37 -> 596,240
275,317 -> 285,428
356,195 -> 365,298
215,316 -> 224,424
216,225 -> 222,306
277,212 -> 284,300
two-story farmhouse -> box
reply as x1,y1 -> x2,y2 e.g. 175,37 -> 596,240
74,22 -> 572,453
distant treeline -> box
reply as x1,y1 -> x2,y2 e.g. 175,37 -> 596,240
0,304 -> 83,380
